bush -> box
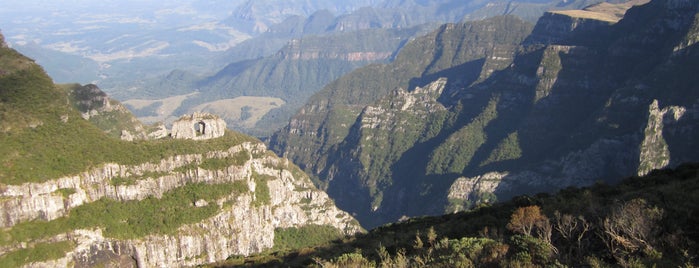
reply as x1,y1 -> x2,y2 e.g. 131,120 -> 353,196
273,225 -> 344,252
0,241 -> 75,267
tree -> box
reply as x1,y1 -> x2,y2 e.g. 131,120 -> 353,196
507,205 -> 549,237
601,198 -> 663,263
553,211 -> 591,263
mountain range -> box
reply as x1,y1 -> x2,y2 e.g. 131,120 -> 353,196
2,0 -> 632,136
270,0 -> 699,229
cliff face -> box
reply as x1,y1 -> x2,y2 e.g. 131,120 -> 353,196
270,0 -> 699,228
270,16 -> 534,228
0,36 -> 361,267
1,141 -> 361,267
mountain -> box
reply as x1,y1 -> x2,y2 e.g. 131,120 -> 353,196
194,25 -> 434,135
270,15 -> 535,228
0,34 -> 361,267
226,162 -> 699,267
269,0 -> 699,229
223,0 -> 383,34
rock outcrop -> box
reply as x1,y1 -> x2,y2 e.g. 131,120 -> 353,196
67,84 -> 151,141
171,112 -> 227,140
638,100 -> 687,176
0,141 -> 362,267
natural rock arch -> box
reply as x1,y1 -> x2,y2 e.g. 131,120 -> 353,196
171,113 -> 226,140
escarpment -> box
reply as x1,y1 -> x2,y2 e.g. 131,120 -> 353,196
0,33 -> 361,267
0,141 -> 361,267
270,0 -> 699,228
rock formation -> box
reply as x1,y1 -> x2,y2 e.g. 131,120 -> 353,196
0,142 -> 362,267
171,112 -> 227,140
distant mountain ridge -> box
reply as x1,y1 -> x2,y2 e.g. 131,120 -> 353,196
4,0 -> 634,137
269,0 -> 699,228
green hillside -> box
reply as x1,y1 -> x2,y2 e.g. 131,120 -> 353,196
0,37 -> 255,184
0,34 -> 363,267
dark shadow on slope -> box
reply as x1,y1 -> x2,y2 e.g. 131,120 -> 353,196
408,58 -> 485,103
375,48 -> 548,224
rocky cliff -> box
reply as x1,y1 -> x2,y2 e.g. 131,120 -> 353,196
270,16 -> 535,228
0,36 -> 361,267
0,141 -> 361,267
270,0 -> 699,228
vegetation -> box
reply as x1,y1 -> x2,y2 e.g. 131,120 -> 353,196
200,150 -> 251,170
0,182 -> 248,245
272,225 -> 345,252
0,241 -> 75,268
0,43 -> 257,184
427,96 -> 500,175
481,131 -> 522,166
252,172 -> 273,206
221,163 -> 699,267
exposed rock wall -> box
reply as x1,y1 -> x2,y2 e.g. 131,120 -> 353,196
638,100 -> 686,176
1,141 -> 361,267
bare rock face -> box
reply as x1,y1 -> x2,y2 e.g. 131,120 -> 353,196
171,112 -> 227,140
147,123 -> 169,140
638,99 -> 686,176
0,142 -> 362,267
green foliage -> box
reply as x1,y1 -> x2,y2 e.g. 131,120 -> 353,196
324,252 -> 376,268
55,188 -> 76,199
0,241 -> 75,268
0,127 -> 256,185
0,45 -> 257,184
1,182 -> 247,244
481,131 -> 522,166
427,96 -> 499,175
508,235 -> 555,266
272,225 -> 344,252
252,172 -> 272,206
199,150 -> 250,170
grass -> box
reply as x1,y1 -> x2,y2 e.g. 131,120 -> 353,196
55,188 -> 76,199
189,96 -> 286,129
0,241 -> 75,268
199,150 -> 250,170
0,182 -> 249,245
272,225 -> 344,252
0,127 -> 257,185
0,45 -> 258,185
252,172 -> 273,206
